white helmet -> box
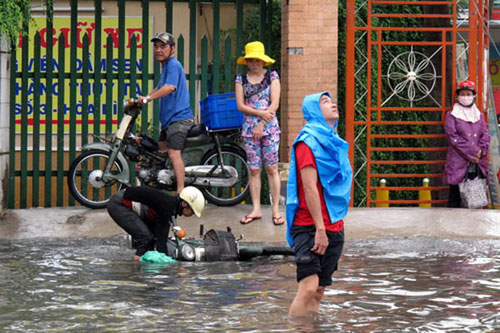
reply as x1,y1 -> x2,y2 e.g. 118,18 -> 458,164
179,186 -> 206,217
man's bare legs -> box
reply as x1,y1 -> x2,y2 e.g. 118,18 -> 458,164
168,148 -> 185,193
159,141 -> 185,193
289,274 -> 325,317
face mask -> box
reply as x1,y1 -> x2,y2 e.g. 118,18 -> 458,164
457,95 -> 475,106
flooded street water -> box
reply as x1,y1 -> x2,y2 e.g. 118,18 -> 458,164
0,237 -> 499,332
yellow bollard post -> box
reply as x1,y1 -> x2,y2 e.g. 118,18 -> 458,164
375,179 -> 389,207
419,178 -> 431,207
231,187 -> 245,205
240,187 -> 245,205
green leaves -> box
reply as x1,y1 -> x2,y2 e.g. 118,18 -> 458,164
0,0 -> 31,43
0,0 -> 52,44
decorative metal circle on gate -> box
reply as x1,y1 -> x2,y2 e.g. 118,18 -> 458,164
386,49 -> 437,103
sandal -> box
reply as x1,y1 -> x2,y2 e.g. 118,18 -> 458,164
240,215 -> 262,224
272,216 -> 285,225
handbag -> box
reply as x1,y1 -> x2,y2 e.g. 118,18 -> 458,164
458,164 -> 488,209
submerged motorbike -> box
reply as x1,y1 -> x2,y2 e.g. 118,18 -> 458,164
68,99 -> 250,209
163,219 -> 294,262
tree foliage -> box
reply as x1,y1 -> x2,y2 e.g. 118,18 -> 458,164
0,0 -> 31,43
0,0 -> 51,44
242,0 -> 281,73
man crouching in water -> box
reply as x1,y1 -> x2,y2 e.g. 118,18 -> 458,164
107,186 -> 205,261
286,92 -> 353,318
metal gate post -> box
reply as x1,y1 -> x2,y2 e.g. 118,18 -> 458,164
345,0 -> 356,206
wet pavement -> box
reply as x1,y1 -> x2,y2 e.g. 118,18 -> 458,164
1,235 -> 499,331
1,205 -> 499,242
1,206 -> 500,331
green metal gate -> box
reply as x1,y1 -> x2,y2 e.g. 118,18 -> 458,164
10,0 -> 275,208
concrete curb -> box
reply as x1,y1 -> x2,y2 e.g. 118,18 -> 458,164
1,206 -> 499,242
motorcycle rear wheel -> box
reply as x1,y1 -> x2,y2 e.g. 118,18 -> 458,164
67,149 -> 126,209
200,147 -> 250,206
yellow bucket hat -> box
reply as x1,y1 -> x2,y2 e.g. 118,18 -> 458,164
237,41 -> 275,67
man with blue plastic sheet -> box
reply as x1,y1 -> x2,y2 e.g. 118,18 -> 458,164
286,92 -> 353,318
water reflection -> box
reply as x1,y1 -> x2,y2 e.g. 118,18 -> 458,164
0,237 -> 498,332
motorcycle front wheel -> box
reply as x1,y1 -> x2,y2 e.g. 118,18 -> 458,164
67,149 -> 126,209
200,147 -> 250,206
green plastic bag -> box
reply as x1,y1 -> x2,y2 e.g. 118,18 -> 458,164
139,251 -> 176,264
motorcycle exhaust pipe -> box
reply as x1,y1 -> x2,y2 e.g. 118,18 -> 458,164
185,176 -> 239,187
184,165 -> 237,177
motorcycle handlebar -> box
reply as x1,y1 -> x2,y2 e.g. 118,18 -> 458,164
122,98 -> 144,115
125,98 -> 141,107
131,97 -> 150,105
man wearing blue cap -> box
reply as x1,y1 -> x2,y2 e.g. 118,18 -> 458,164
286,92 -> 353,318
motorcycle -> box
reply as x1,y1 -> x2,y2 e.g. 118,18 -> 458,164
67,99 -> 250,209
162,218 -> 294,262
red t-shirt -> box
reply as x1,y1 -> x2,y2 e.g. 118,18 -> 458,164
293,142 -> 344,232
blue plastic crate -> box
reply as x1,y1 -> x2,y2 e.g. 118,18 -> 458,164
200,93 -> 243,130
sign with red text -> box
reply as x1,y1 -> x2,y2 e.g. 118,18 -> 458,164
15,16 -> 152,134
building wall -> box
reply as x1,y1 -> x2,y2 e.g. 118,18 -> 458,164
280,0 -> 339,160
0,36 -> 10,210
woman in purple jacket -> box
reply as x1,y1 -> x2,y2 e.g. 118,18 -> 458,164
443,80 -> 490,207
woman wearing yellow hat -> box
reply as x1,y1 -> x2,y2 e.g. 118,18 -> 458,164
235,41 -> 284,226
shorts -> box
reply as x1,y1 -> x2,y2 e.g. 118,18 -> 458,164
159,118 -> 194,150
243,132 -> 280,169
291,224 -> 344,286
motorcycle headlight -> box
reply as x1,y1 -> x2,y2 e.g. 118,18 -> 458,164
180,244 -> 196,261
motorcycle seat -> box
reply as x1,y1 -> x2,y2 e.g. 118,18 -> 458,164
187,124 -> 204,137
